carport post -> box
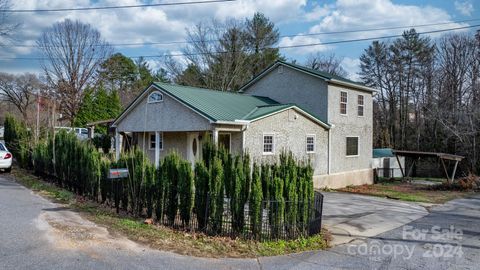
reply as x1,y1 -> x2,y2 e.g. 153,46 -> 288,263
213,129 -> 219,145
115,130 -> 121,161
395,154 -> 405,177
155,131 -> 160,168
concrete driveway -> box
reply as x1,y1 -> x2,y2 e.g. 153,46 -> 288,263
322,192 -> 429,246
1,174 -> 479,270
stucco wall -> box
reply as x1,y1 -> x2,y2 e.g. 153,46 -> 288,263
243,108 -> 328,175
327,84 -> 373,173
242,65 -> 329,122
116,87 -> 212,132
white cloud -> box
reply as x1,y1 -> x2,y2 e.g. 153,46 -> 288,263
1,0 -> 307,59
279,35 -> 331,55
308,0 -> 466,39
455,0 -> 474,16
341,57 -> 361,81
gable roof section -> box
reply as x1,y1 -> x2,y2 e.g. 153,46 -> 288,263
155,83 -> 277,122
242,103 -> 330,129
240,60 -> 376,93
113,83 -> 330,129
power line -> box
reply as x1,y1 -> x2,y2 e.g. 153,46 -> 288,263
0,0 -> 236,13
1,24 -> 478,61
4,18 -> 480,48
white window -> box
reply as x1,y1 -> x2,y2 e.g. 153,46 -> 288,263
148,91 -> 163,103
149,132 -> 163,150
306,135 -> 315,153
263,134 -> 274,154
346,137 -> 359,156
340,91 -> 348,115
357,95 -> 364,116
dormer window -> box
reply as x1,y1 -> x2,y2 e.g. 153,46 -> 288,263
148,91 -> 163,103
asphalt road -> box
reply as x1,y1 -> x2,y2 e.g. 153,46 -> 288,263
0,174 -> 479,270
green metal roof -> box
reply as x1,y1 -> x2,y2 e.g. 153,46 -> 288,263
154,82 -> 279,122
239,60 -> 373,92
373,148 -> 395,158
277,60 -> 363,85
242,104 -> 293,120
152,83 -> 329,128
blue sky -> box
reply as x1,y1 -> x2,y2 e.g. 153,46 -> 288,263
0,0 -> 478,80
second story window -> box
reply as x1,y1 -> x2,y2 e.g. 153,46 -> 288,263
340,91 -> 348,115
358,95 -> 364,116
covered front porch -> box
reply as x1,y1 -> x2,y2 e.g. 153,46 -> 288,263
115,125 -> 244,167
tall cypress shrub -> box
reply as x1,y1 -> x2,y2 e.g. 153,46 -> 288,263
144,164 -> 156,218
164,152 -> 180,224
271,176 -> 285,238
231,156 -> 246,235
178,160 -> 194,226
243,152 -> 251,201
155,162 -> 166,222
209,157 -> 224,234
194,161 -> 209,229
249,163 -> 263,239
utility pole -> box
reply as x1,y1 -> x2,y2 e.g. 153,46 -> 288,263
35,93 -> 40,144
52,100 -> 56,177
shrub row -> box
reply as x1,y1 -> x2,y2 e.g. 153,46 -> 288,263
7,117 -> 317,240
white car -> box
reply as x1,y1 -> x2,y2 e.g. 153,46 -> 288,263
0,142 -> 12,173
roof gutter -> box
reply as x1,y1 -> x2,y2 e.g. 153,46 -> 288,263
329,79 -> 377,93
214,120 -> 249,126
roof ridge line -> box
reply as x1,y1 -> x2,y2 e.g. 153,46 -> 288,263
154,82 -> 255,97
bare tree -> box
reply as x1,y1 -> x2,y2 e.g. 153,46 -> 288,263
0,0 -> 20,45
0,73 -> 41,121
305,53 -> 348,78
37,19 -> 112,125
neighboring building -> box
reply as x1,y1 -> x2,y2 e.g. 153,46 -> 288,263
0,126 -> 4,139
112,60 -> 376,189
372,148 -> 405,178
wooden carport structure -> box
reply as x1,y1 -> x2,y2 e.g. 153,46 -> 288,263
392,150 -> 464,184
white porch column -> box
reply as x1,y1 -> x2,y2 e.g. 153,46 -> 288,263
213,128 -> 219,145
115,130 -> 122,161
155,131 -> 160,168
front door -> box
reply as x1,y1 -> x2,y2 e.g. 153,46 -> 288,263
218,133 -> 231,153
186,132 -> 199,165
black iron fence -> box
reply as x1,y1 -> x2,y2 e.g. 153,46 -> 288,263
156,191 -> 324,241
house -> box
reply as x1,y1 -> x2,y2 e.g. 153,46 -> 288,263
372,148 -> 405,178
112,60 -> 376,189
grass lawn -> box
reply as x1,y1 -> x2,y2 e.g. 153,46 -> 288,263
9,168 -> 329,258
338,179 -> 475,204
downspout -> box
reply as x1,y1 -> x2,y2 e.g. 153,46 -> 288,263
328,124 -> 335,174
241,124 -> 248,154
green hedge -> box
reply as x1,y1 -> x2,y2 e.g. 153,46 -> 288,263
12,117 -> 316,239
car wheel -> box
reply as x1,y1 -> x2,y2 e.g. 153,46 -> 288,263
5,167 -> 11,173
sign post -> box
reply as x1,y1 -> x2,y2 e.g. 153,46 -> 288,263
107,168 -> 129,214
